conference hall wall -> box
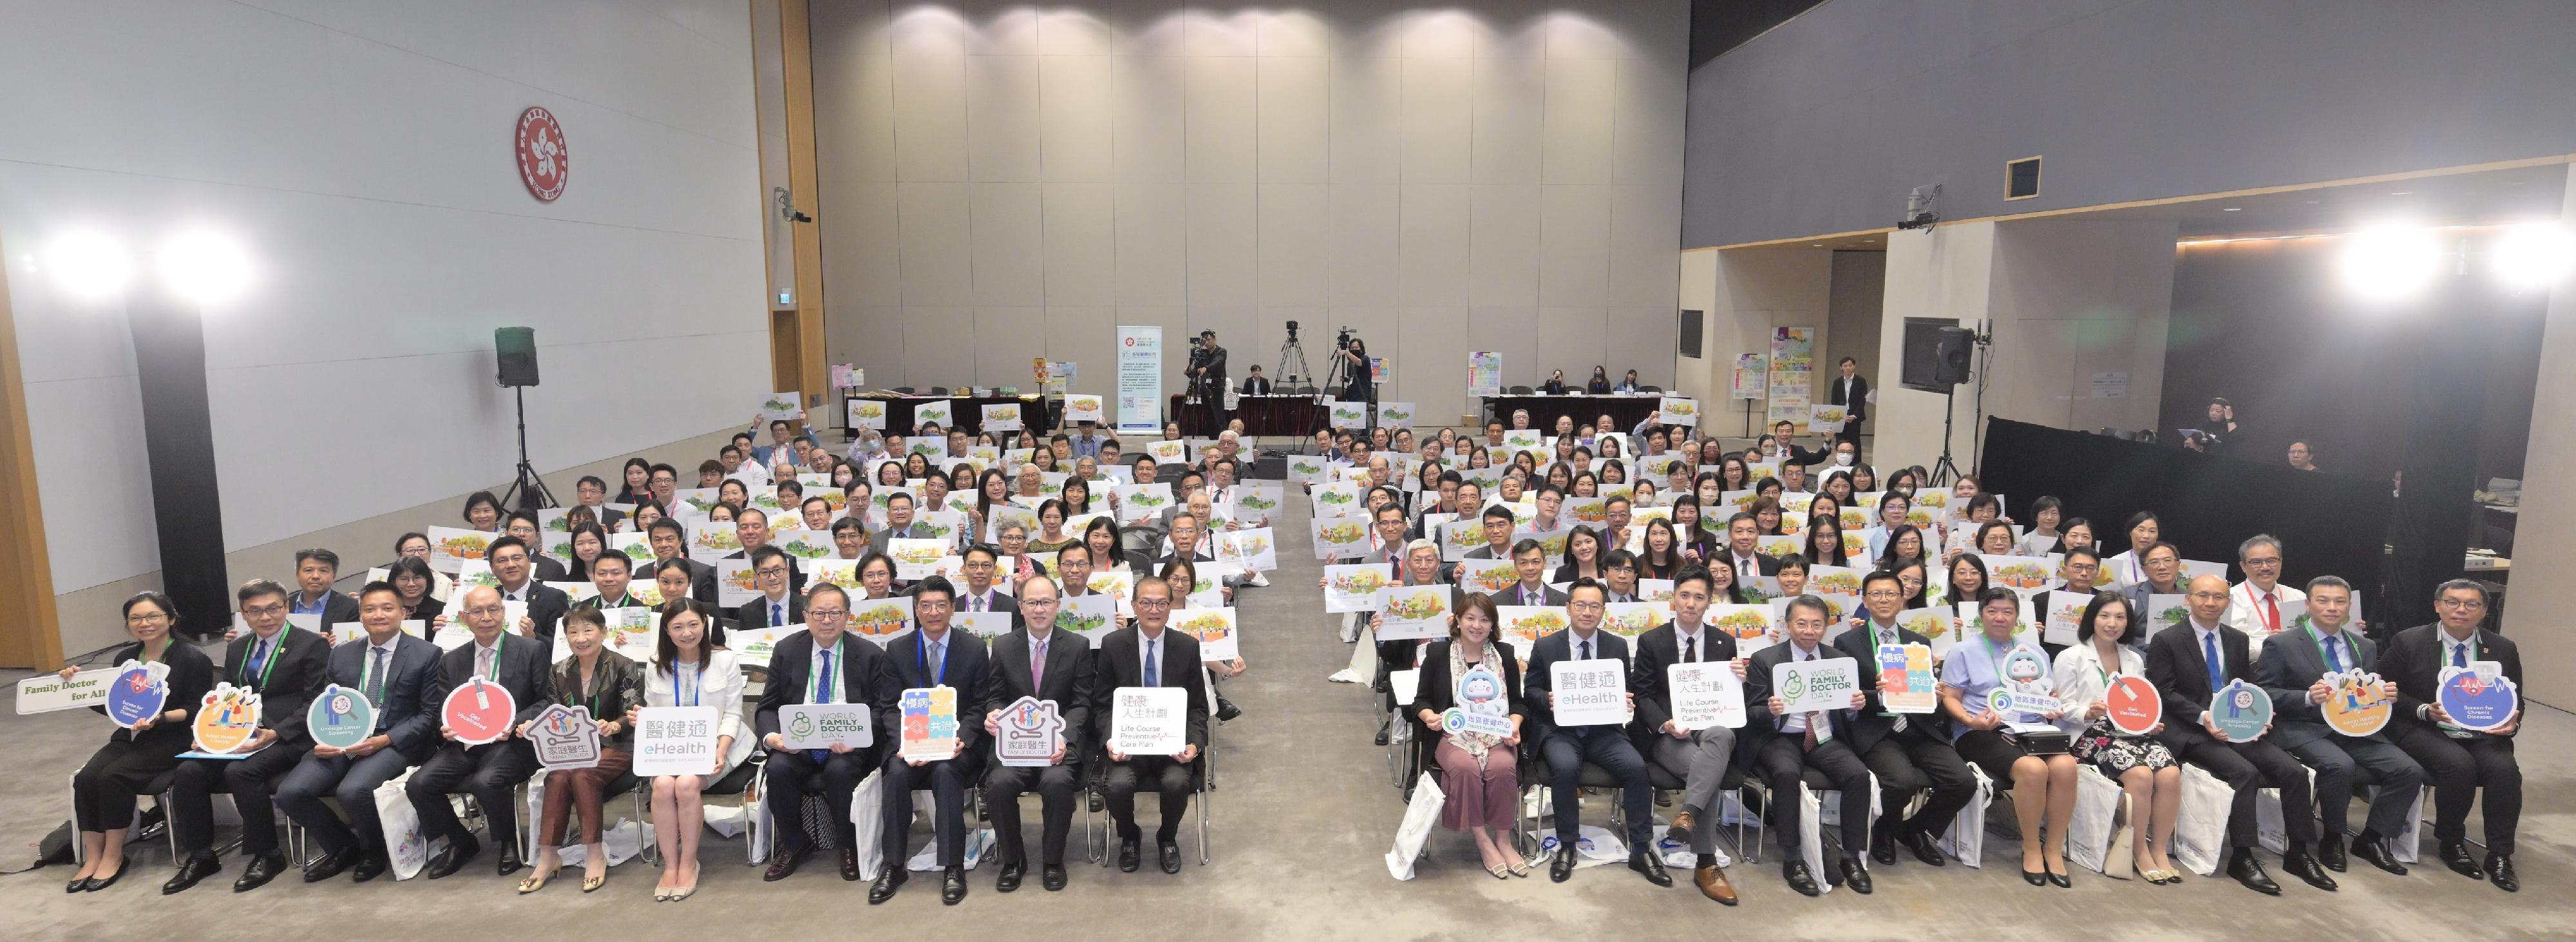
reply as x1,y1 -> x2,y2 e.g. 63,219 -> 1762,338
0,1 -> 770,651
810,2 -> 1689,427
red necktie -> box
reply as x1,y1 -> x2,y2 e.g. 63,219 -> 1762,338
2260,591 -> 2280,635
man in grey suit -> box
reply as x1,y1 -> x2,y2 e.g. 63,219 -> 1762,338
274,582 -> 443,883
1484,539 -> 1569,608
2255,575 -> 2423,876
941,544 -> 1021,619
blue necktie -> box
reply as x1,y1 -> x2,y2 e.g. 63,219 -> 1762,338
810,646 -> 835,762
2450,642 -> 2467,669
247,639 -> 270,684
2322,635 -> 2343,673
2202,630 -> 2224,695
773,602 -> 784,628
1143,640 -> 1159,688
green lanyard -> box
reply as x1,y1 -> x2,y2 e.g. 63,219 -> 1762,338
576,662 -> 608,717
238,632 -> 284,689
482,634 -> 506,682
1976,634 -> 2013,695
2307,625 -> 2362,673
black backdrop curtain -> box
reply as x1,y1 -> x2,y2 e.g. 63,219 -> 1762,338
1976,418 -> 2393,616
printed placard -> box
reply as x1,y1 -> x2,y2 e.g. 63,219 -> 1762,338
1114,483 -> 1173,524
953,611 -> 1014,641
1496,606 -> 1569,648
2043,590 -> 2093,646
426,526 -> 498,574
994,696 -> 1066,767
1658,396 -> 1700,428
1805,564 -> 1864,598
912,399 -> 954,430
1808,403 -> 1848,434
777,702 -> 873,749
1218,528 -> 1278,572
1877,644 -> 1938,713
2319,669 -> 2394,736
717,559 -> 758,608
1565,496 -> 1610,528
1329,400 -> 1368,429
1548,658 -> 1629,727
1710,604 -> 1777,657
1601,601 -> 1668,637
729,626 -> 793,669
1455,557 -> 1520,596
1374,586 -> 1455,641
847,597 -> 916,646
2209,678 -> 2273,742
1310,481 -> 1364,519
688,521 -> 744,564
1109,687 -> 1189,755
1228,483 -> 1284,528
981,402 -> 1025,432
1981,554 -> 2057,591
2105,674 -> 2162,736
2141,594 -> 2190,640
442,677 -> 518,746
889,538 -> 949,581
1144,439 -> 1189,464
759,392 -> 804,421
104,660 -> 171,727
1063,394 -> 1105,424
1053,593 -> 1117,648
1379,402 -> 1416,428
634,706 -> 721,776
1439,519 -> 1488,562
1772,656 -> 1859,715
529,704 -> 602,770
1287,454 -> 1327,484
1668,662 -> 1748,730
1172,608 -> 1239,661
849,398 -> 888,429
1323,564 -> 1397,613
899,686 -> 961,761
191,682 -> 263,755
1311,517 -> 1370,559
15,668 -> 117,715
2436,666 -> 2517,732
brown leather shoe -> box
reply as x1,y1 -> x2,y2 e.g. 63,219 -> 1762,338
1666,809 -> 1697,843
1694,863 -> 1739,905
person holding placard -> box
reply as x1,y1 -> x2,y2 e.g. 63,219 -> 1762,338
62,591 -> 216,893
870,576 -> 992,905
409,585 -> 553,880
2049,592 -> 2183,883
1722,513 -> 1783,583
164,579 -> 333,894
2119,541 -> 2189,621
1629,566 -> 1743,902
635,603 -> 741,901
982,574 -> 1094,892
934,544 -> 1018,620
487,537 -> 571,643
758,582 -> 900,882
2224,535 -> 2311,644
2253,575 -> 2420,878
287,548 -> 362,629
1832,570 -> 1975,872
1406,593 -> 1531,878
734,546 -> 807,631
1937,588 -> 2080,889
278,581 -> 445,883
520,609 -> 645,894
1095,578 -> 1208,874
2143,574 -> 2333,894
1487,539 -> 1570,609
2385,579 -> 2523,892
867,492 -> 935,560
1523,579 -> 1663,887
1741,595 -> 1873,896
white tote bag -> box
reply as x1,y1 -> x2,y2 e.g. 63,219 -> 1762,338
1938,765 -> 1994,869
849,772 -> 887,881
2172,764 -> 2233,876
1385,771 -> 1448,880
2067,765 -> 2123,874
375,771 -> 431,880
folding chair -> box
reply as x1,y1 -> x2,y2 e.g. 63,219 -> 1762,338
1092,746 -> 1213,867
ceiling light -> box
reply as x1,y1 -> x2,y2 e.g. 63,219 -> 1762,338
44,230 -> 133,302
2489,223 -> 2575,290
2336,227 -> 2443,300
2221,207 -> 2240,212
156,228 -> 256,305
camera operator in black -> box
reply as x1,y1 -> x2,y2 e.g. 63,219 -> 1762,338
1187,329 -> 1227,432
1336,331 -> 1374,422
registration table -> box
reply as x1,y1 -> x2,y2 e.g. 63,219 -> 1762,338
840,393 -> 1054,437
1170,393 -> 1326,437
1481,394 -> 1662,434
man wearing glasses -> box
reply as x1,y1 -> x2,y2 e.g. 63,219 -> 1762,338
1833,570 -> 1975,873
873,576 -> 992,906
164,579 -> 331,894
2145,573 -> 2334,895
735,546 -> 806,631
2387,580 -> 2523,892
2223,535 -> 2314,643
1094,578 -> 1206,874
1524,579 -> 1663,887
756,583 -> 900,882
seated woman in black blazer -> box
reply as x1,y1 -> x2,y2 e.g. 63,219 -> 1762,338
61,591 -> 216,892
1405,593 -> 1530,879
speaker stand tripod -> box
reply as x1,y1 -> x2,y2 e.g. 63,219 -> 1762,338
497,386 -> 558,511
1927,383 -> 1965,488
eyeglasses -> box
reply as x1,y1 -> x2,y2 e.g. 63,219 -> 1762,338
460,604 -> 507,617
242,603 -> 287,617
755,566 -> 790,577
2241,557 -> 2281,568
1134,598 -> 1172,609
916,600 -> 953,612
1864,590 -> 1904,601
1569,601 -> 1605,612
126,611 -> 169,623
808,608 -> 846,619
2436,598 -> 2486,611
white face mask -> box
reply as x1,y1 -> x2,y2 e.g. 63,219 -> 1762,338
1835,453 -> 1854,466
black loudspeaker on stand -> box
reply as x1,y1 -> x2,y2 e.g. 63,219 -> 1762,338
495,327 -> 556,511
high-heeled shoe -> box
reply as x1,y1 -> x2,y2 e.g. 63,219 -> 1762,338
2046,865 -> 2072,889
2022,867 -> 2047,886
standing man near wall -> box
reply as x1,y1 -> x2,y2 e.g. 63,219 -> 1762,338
1827,356 -> 1869,459
1186,330 -> 1227,434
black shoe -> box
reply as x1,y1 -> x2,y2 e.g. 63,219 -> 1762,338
1782,860 -> 1821,897
1041,863 -> 1068,891
2486,853 -> 2517,892
1373,726 -> 1388,746
2351,832 -> 2406,875
162,854 -> 220,895
1216,698 -> 1242,723
65,875 -> 87,894
2228,850 -> 2281,896
2023,866 -> 2047,886
941,865 -> 967,905
495,845 -> 523,878
1869,829 -> 1897,865
424,834 -> 478,880
2286,851 -> 2337,891
1158,837 -> 1182,874
2317,834 -> 2347,872
2045,865 -> 2071,889
1088,790 -> 1105,814
762,840 -> 809,881
82,863 -> 125,894
1549,851 -> 1576,883
1629,849 -> 1672,887
350,852 -> 388,883
840,845 -> 864,881
1902,827 -> 1947,867
232,853 -> 286,893
303,846 -> 361,883
1118,838 -> 1141,872
2440,841 -> 2483,880
996,859 -> 1025,893
1839,855 -> 1873,894
867,866 -> 906,904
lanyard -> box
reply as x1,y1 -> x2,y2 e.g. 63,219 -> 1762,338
2306,625 -> 2358,672
576,661 -> 607,717
813,637 -> 844,703
1976,634 -> 2013,697
480,635 -> 506,681
676,662 -> 700,707
238,633 -> 284,689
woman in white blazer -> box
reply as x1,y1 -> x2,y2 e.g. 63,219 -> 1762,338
2049,591 -> 2183,885
632,602 -> 748,901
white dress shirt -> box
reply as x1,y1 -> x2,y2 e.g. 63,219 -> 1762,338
2222,580 -> 2307,640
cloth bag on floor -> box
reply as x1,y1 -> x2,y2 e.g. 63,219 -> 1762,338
374,771 -> 431,880
1938,765 -> 1995,869
848,773 -> 886,881
2067,764 -> 2123,874
1385,771 -> 1446,880
2171,764 -> 2232,876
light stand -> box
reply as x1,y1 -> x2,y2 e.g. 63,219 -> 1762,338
497,386 -> 556,511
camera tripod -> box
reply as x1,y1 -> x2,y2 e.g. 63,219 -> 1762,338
1276,334 -> 1311,389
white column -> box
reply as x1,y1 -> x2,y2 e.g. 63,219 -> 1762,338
2501,164 -> 2576,706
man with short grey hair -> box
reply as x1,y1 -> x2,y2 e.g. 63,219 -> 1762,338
2224,533 -> 2309,644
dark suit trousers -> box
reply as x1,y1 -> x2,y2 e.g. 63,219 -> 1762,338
406,740 -> 536,845
170,745 -> 307,858
72,738 -> 186,832
764,748 -> 875,847
2177,735 -> 2314,849
1857,729 -> 1976,838
2391,726 -> 2519,856
881,751 -> 978,866
986,762 -> 1081,865
2286,735 -> 2423,839
1754,735 -> 1873,853
278,749 -> 416,856
1106,755 -> 1193,841
1542,729 -> 1651,845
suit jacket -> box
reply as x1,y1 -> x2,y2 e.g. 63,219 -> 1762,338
886,628 -> 994,756
1631,622 -> 1735,740
1538,379 -> 1569,394
1484,583 -> 1569,608
223,626 -> 333,747
1191,344 -> 1227,390
295,591 -> 362,631
428,633 -> 554,735
325,632 -> 443,761
735,592 -> 808,632
1239,376 -> 1272,396
494,581 -> 573,644
1092,627 -> 1210,752
1719,551 -> 1783,578
2144,619 -> 2272,751
1826,375 -> 1870,421
724,547 -> 809,595
1523,628 -> 1633,742
1742,641 -> 1857,749
2385,622 -> 2522,740
867,523 -> 935,560
643,555 -> 720,607
1462,543 -> 1515,562
986,627 -> 1096,757
529,554 -> 570,582
754,629 -> 903,746
1832,618 -> 1934,753
1407,639 -> 1524,721
2257,626 -> 2385,749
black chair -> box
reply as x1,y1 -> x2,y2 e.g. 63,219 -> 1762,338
929,386 -> 950,396
1638,385 -> 1662,394
891,387 -> 916,395
1091,749 -> 1213,867
1507,385 -> 1535,395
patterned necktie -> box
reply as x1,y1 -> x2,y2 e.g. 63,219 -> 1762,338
2323,635 -> 2343,673
1030,637 -> 1047,691
365,646 -> 388,713
929,637 -> 945,683
1143,639 -> 1159,688
1683,635 -> 1697,664
2202,630 -> 2224,695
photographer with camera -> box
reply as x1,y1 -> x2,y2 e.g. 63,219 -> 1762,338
1186,329 -> 1227,433
1334,329 -> 1374,426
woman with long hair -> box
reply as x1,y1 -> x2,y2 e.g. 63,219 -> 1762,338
61,591 -> 214,892
1804,518 -> 1852,572
2051,592 -> 2182,885
636,602 -> 742,901
1636,517 -> 1685,581
1404,592 -> 1530,878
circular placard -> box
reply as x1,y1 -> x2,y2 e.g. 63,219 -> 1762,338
2319,671 -> 2394,737
2436,669 -> 2518,733
442,677 -> 518,745
104,664 -> 167,728
2104,674 -> 2162,736
2209,679 -> 2272,742
191,683 -> 263,754
307,683 -> 377,750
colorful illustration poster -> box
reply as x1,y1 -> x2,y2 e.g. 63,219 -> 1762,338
1218,528 -> 1278,572
2320,670 -> 2395,736
1053,594 -> 1117,648
1311,517 -> 1370,559
995,696 -> 1066,767
1770,326 -> 1815,370
1878,644 -> 1938,713
2436,666 -> 2518,732
426,526 -> 497,574
190,682 -> 263,755
912,399 -> 954,430
1600,601 -> 1669,637
1468,352 -> 1503,397
1374,586 -> 1454,641
1378,402 -> 1416,428
530,704 -> 602,770
1711,604 -> 1777,657
1323,564 -> 1397,613
1810,403 -> 1848,434
1173,608 -> 1239,660
1658,396 -> 1700,427
1731,354 -> 1769,400
2105,675 -> 2162,736
2210,678 -> 2273,742
1496,606 -> 1569,648
759,392 -> 804,421
982,402 -> 1024,432
849,398 -> 887,429
847,596 -> 915,646
899,686 -> 961,762
1064,394 -> 1104,424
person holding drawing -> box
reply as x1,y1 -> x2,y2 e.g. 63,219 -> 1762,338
1938,588 -> 2079,889
1834,570 -> 1976,874
1744,595 -> 1875,896
1406,593 -> 1531,880
2051,592 -> 2183,884
1629,566 -> 1743,903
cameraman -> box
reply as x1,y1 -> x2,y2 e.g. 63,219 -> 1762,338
1336,334 -> 1374,423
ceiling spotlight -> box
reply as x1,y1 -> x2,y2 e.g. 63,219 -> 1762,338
45,230 -> 134,302
156,228 -> 256,305
2336,227 -> 2443,300
2489,222 -> 2575,290
2222,207 -> 2241,212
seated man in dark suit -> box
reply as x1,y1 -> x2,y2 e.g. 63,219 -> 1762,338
2254,574 -> 2422,877
867,492 -> 935,559
406,585 -> 553,878
725,508 -> 808,595
1486,539 -> 1569,608
484,536 -> 571,642
2385,579 -> 2524,892
1743,594 -> 1875,896
639,518 -> 719,606
1720,512 -> 1782,582
1833,570 -> 1975,871
872,576 -> 993,906
756,582 -> 901,881
734,545 -> 808,631
1523,578 -> 1663,885
2145,574 -> 2334,894
1629,566 -> 1742,903
983,573 -> 1094,892
276,581 -> 444,883
1093,577 -> 1208,875
164,579 -> 333,894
